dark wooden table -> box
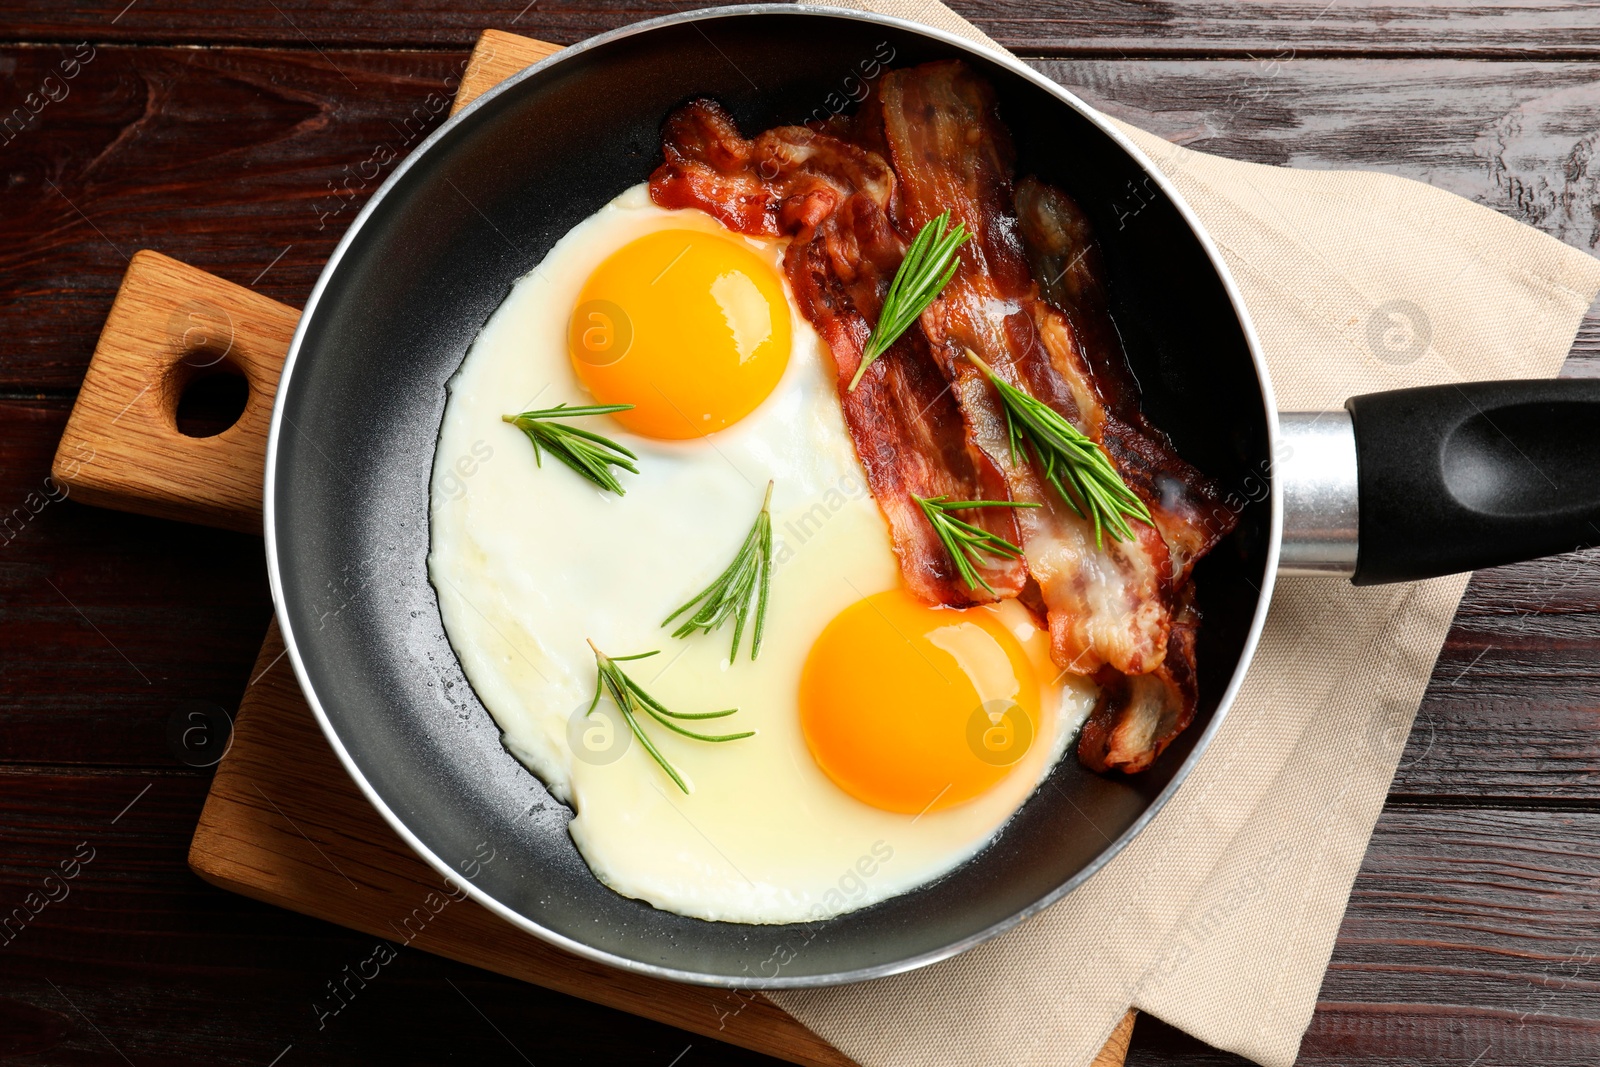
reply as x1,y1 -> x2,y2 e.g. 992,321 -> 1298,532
3,2 -> 1599,1064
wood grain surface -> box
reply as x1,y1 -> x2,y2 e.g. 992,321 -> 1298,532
3,3 -> 1599,1066
51,250 -> 296,533
454,29 -> 561,113
4,0 -> 1600,55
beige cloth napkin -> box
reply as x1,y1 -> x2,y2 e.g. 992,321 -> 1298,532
774,3 -> 1600,1065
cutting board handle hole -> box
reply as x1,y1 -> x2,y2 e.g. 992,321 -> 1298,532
172,355 -> 250,439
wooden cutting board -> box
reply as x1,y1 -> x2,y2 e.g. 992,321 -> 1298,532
50,27 -> 1137,1067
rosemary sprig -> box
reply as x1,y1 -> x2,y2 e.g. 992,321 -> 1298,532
586,642 -> 754,793
914,494 -> 1041,595
501,403 -> 639,496
966,350 -> 1153,548
663,481 -> 774,661
848,210 -> 971,391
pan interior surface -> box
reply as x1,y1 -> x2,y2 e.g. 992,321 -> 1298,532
270,9 -> 1272,985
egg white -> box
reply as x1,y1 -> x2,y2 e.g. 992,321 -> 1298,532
429,184 -> 1094,924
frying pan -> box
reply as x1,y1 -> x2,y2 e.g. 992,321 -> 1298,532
265,4 -> 1600,987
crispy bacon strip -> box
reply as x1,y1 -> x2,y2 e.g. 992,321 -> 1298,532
1077,586 -> 1200,773
1015,177 -> 1237,583
1010,175 -> 1235,770
650,100 -> 1025,604
877,61 -> 1174,676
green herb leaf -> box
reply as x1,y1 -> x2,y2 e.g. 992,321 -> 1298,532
586,641 -> 753,794
848,210 -> 971,392
966,350 -> 1153,548
914,494 -> 1040,595
662,481 -> 774,661
501,403 -> 639,496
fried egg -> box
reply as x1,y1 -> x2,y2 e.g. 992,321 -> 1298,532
429,184 -> 1094,924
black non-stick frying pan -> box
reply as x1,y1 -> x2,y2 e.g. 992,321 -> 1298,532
265,4 -> 1600,987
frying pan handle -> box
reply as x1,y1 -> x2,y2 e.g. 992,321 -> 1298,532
1345,378 -> 1600,585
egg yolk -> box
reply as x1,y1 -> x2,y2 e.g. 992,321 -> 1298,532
569,229 -> 791,439
799,589 -> 1041,815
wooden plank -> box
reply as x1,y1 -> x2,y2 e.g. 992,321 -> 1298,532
0,770 -> 793,1066
0,398 -> 273,767
7,47 -> 1600,391
1031,56 -> 1600,251
3,0 -> 1600,55
975,0 -> 1600,58
0,44 -> 473,392
6,768 -> 1598,1065
1307,806 -> 1600,1065
1391,573 -> 1600,800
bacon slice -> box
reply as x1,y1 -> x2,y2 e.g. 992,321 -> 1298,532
650,100 -> 1026,604
877,61 -> 1175,676
1015,177 -> 1237,583
1077,586 -> 1200,774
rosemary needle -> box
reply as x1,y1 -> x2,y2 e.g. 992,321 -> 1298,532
966,350 -> 1153,548
502,403 -> 639,496
914,494 -> 1040,596
663,481 -> 774,661
849,210 -> 971,392
586,641 -> 753,794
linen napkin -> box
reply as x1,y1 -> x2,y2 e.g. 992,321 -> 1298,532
773,3 -> 1600,1065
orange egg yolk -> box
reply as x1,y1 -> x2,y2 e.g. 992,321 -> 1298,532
568,229 -> 791,439
799,589 -> 1041,815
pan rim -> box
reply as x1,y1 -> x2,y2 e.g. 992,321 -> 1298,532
264,2 -> 1284,989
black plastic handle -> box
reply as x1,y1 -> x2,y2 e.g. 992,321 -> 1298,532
1346,378 -> 1600,585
